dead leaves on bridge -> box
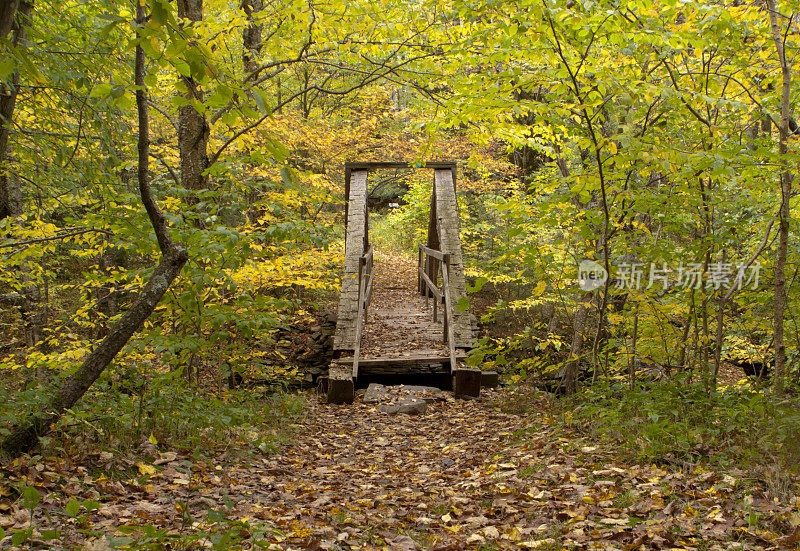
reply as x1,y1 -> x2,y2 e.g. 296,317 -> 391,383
1,387 -> 799,550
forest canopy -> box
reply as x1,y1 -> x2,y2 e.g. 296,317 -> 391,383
0,0 -> 797,483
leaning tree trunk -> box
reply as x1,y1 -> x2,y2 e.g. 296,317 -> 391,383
767,0 -> 792,394
1,1 -> 188,457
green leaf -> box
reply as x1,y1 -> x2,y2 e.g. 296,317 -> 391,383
171,95 -> 192,108
152,0 -> 169,25
65,497 -> 80,517
0,58 -> 15,80
173,58 -> 191,77
22,486 -> 40,508
12,529 -> 30,547
467,277 -> 489,293
89,83 -> 113,98
280,167 -> 296,187
253,89 -> 268,115
466,349 -> 485,368
82,499 -> 101,512
455,296 -> 470,313
208,84 -> 234,108
109,536 -> 135,547
41,529 -> 61,541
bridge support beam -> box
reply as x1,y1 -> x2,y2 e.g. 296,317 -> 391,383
327,364 -> 355,404
453,368 -> 481,398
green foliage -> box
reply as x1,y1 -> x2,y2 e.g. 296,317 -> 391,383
8,482 -> 287,550
46,373 -> 308,457
559,377 -> 800,471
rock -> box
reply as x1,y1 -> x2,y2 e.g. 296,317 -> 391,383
399,385 -> 447,403
379,397 -> 427,415
363,383 -> 389,404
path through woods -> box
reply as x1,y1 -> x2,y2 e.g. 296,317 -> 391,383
241,392 -> 796,549
1,388 -> 797,549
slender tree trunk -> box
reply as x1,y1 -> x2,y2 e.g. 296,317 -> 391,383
177,0 -> 209,192
712,250 -> 727,387
0,0 -> 32,220
629,306 -> 638,390
677,294 -> 694,370
564,293 -> 590,394
766,0 -> 792,394
1,1 -> 188,457
241,0 -> 263,75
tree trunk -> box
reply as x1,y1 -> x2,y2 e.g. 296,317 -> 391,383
677,294 -> 694,370
0,1 -> 43,356
241,0 -> 263,75
766,0 -> 792,394
564,294 -> 590,394
177,0 -> 209,192
1,1 -> 188,457
0,0 -> 20,39
0,0 -> 32,220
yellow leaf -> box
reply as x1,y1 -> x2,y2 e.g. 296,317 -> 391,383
136,462 -> 156,476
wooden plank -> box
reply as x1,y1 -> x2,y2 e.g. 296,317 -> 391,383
441,255 -> 457,372
420,244 -> 446,261
434,168 -> 474,349
425,182 -> 439,288
338,352 -> 467,367
327,364 -> 354,404
334,170 -> 369,350
345,161 -> 456,171
454,368 -> 481,398
417,267 -> 443,302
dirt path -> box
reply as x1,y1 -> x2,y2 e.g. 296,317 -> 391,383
222,389 -> 793,550
2,386 -> 795,550
235,389 -> 530,549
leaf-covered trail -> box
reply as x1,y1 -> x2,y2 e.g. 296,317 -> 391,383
253,390 -> 522,549
236,389 -> 797,550
2,387 -> 797,549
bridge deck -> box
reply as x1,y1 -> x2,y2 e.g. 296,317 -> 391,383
327,162 -> 479,403
352,252 -> 452,374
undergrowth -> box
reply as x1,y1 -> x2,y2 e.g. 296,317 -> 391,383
539,376 -> 800,477
0,375 -> 308,462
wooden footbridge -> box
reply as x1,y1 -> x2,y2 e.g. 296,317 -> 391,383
326,161 -> 480,403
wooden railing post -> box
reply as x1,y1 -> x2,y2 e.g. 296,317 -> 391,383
441,253 -> 457,373
352,245 -> 374,379
418,245 -> 423,295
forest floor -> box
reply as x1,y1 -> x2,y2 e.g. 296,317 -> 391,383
1,253 -> 798,550
2,385 -> 798,550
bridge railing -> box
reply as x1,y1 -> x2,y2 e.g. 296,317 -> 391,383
352,245 -> 374,378
418,245 -> 457,373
